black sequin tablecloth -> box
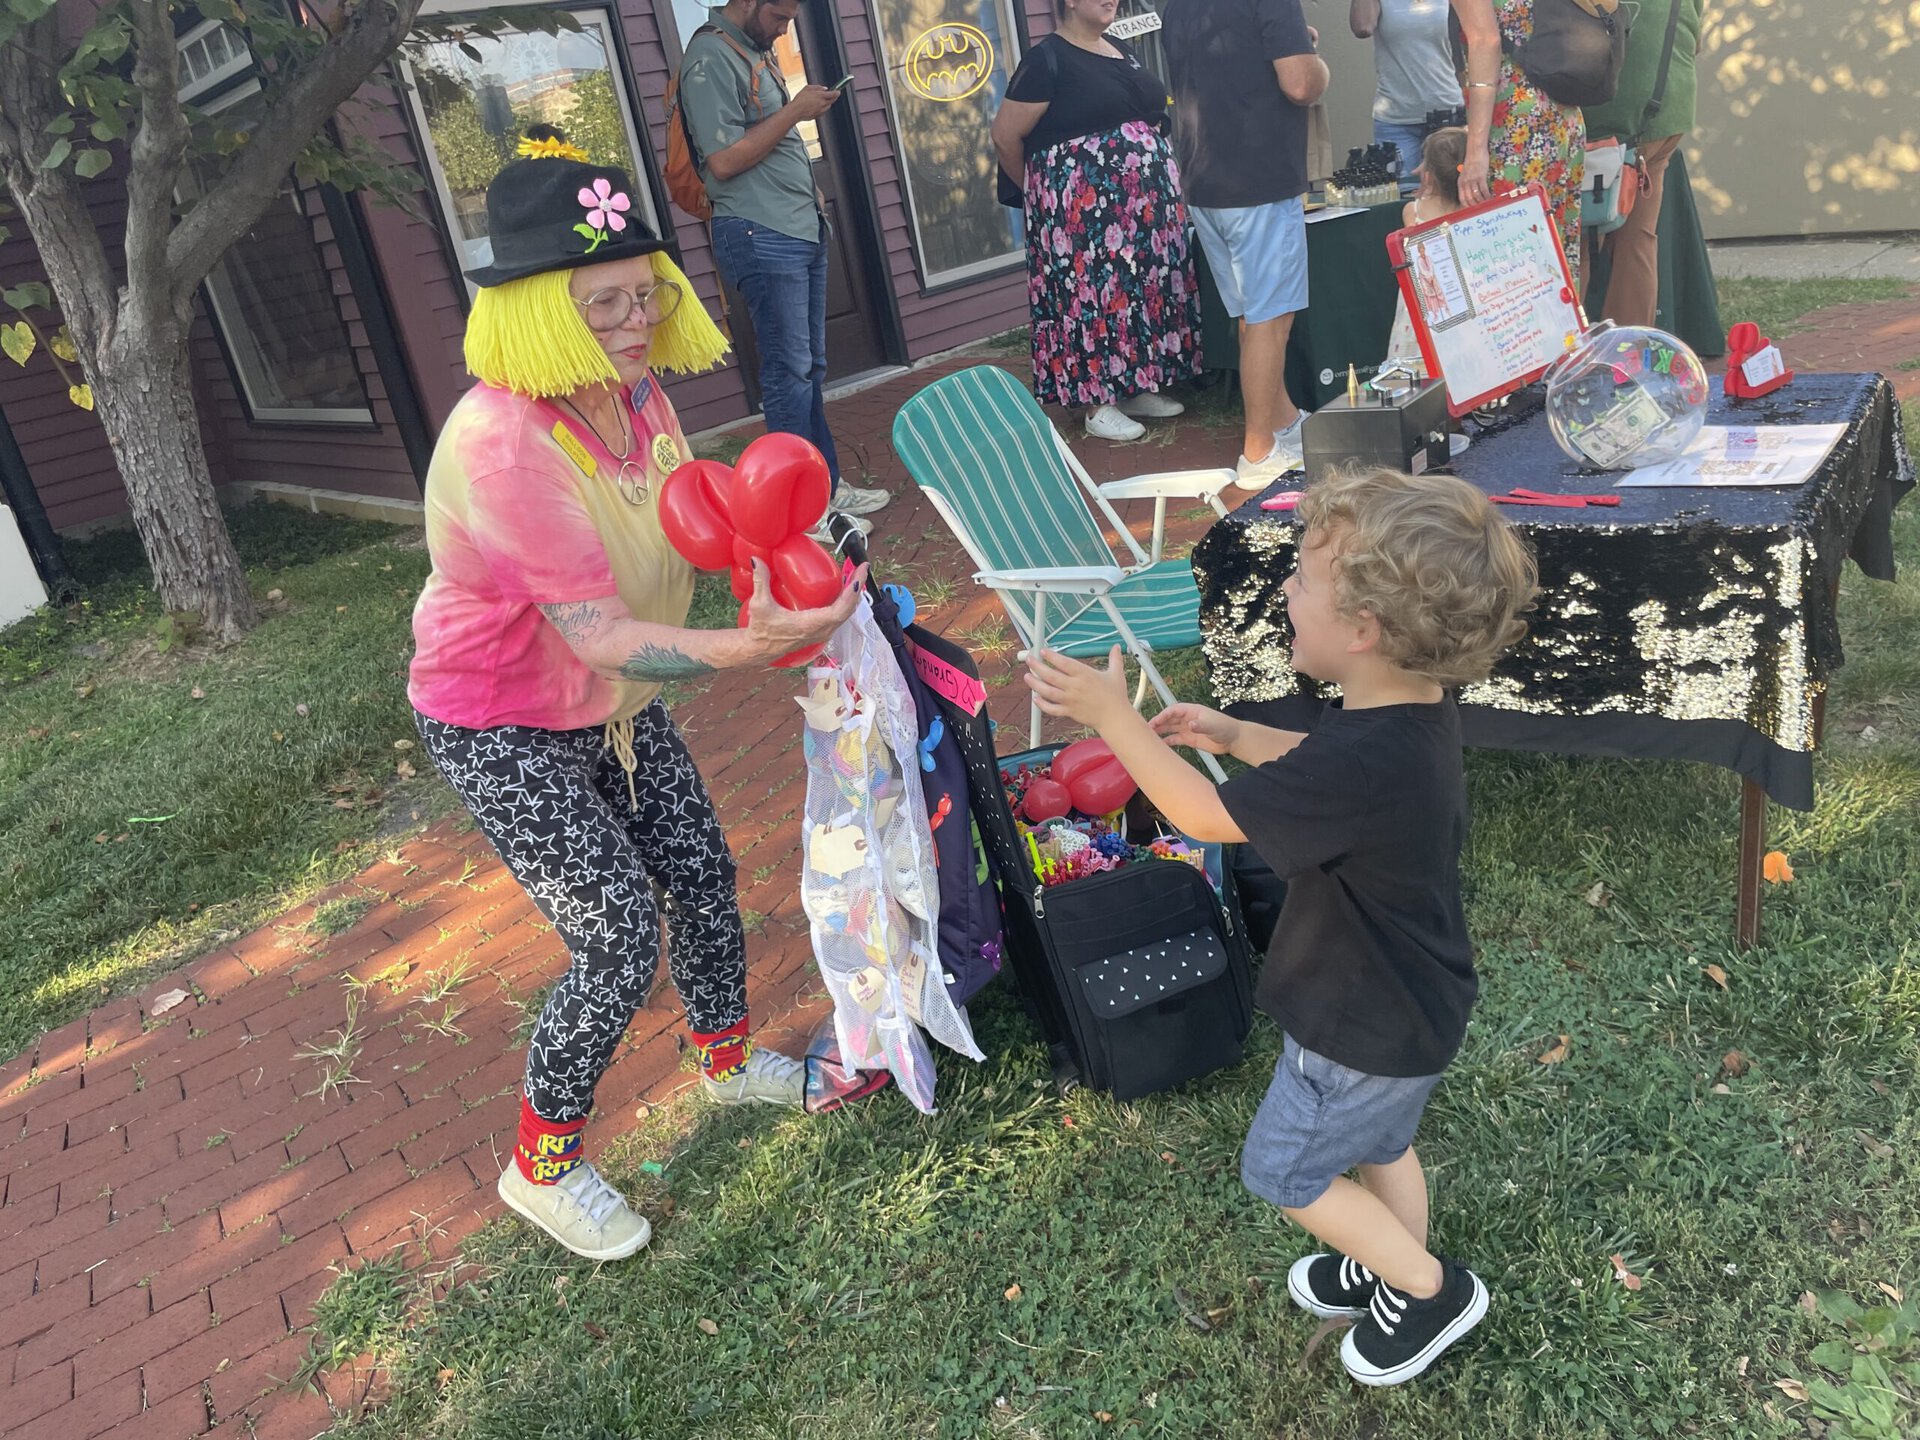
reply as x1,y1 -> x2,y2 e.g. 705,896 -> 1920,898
1191,374 -> 1914,811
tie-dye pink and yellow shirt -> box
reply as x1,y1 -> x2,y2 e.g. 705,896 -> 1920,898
408,377 -> 696,731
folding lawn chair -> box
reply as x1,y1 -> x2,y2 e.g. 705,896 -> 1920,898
891,365 -> 1233,781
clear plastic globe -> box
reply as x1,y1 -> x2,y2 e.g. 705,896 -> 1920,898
1543,322 -> 1711,470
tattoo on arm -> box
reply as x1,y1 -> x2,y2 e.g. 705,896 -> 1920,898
619,643 -> 716,681
539,602 -> 604,646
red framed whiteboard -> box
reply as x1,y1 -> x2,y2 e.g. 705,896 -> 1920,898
1386,184 -> 1586,417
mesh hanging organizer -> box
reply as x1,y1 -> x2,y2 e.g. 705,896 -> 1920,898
797,594 -> 984,1113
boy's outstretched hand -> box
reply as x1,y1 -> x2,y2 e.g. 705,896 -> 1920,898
1148,703 -> 1242,756
1024,645 -> 1132,731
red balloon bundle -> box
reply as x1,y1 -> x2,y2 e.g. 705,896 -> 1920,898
1019,738 -> 1138,822
658,434 -> 844,668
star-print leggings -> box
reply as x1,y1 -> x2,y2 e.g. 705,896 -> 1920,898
416,701 -> 747,1124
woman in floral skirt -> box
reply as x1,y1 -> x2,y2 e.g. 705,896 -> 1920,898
1451,0 -> 1585,284
991,0 -> 1201,443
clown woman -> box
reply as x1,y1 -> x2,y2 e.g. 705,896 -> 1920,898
409,133 -> 864,1261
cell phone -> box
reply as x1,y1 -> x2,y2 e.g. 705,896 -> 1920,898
830,74 -> 855,92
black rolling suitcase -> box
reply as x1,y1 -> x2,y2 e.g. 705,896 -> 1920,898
964,736 -> 1257,1100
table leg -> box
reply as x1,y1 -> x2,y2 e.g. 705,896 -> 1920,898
1736,777 -> 1766,950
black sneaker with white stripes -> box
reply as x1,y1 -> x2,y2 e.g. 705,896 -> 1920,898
1287,1252 -> 1378,1318
1340,1259 -> 1489,1386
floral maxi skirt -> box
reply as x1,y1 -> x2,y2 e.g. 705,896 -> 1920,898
1024,120 -> 1202,409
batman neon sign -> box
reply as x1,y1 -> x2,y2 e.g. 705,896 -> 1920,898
902,23 -> 993,102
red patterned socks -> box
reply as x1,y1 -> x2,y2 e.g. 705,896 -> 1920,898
691,1017 -> 752,1083
513,1094 -> 585,1185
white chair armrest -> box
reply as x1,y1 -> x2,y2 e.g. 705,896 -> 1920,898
974,566 -> 1125,594
1096,468 -> 1238,502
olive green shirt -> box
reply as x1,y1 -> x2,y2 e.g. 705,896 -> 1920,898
678,12 -> 821,241
1583,0 -> 1701,142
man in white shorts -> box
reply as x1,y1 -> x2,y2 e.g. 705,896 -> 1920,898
1163,0 -> 1331,488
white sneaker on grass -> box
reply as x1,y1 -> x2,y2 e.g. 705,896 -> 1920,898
1085,405 -> 1147,442
807,511 -> 873,546
1118,391 -> 1185,419
496,1159 -> 652,1261
701,1046 -> 806,1107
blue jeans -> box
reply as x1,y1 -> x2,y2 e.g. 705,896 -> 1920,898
710,215 -> 841,483
1373,117 -> 1430,194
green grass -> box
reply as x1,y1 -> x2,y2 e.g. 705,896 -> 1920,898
317,321 -> 1920,1438
0,502 -> 448,1056
1712,277 -> 1914,340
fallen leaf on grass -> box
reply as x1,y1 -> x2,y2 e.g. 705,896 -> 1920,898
1299,1316 -> 1354,1367
1159,1151 -> 1177,1163
267,589 -> 285,602
1772,1378 -> 1809,1403
696,1318 -> 719,1336
1712,1083 -> 1732,1095
1876,1281 -> 1904,1303
393,739 -> 414,751
583,1321 -> 608,1340
1584,881 -> 1610,908
1736,1355 -> 1749,1378
1702,963 -> 1729,990
1799,1291 -> 1819,1316
149,988 -> 191,1017
295,703 -> 310,717
436,1369 -> 454,1387
75,683 -> 95,699
336,605 -> 349,614
1003,1284 -> 1022,1302
395,760 -> 417,780
1857,1132 -> 1894,1161
1720,1050 -> 1750,1078
1094,1412 -> 1114,1424
1538,1035 -> 1571,1065
189,686 -> 206,700
1762,851 -> 1794,884
1609,1254 -> 1643,1291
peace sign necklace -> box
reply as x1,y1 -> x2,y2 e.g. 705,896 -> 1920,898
560,392 -> 648,506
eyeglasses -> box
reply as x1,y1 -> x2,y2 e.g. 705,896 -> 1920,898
573,280 -> 684,333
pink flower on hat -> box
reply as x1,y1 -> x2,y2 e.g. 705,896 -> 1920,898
579,177 -> 630,233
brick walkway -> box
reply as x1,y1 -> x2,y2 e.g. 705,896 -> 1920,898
3,289 -> 1913,1438
0,356 -> 1243,1439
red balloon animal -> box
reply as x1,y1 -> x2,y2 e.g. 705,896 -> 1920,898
658,434 -> 844,668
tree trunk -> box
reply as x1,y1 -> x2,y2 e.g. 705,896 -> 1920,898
91,316 -> 259,641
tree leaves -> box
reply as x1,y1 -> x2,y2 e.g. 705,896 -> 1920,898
1538,1034 -> 1571,1065
68,384 -> 94,411
40,136 -> 71,170
74,148 -> 112,179
0,322 -> 35,366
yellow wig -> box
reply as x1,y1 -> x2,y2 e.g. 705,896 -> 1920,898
464,250 -> 730,397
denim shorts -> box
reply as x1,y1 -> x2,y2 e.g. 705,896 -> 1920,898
1191,196 -> 1309,324
1240,1033 -> 1444,1209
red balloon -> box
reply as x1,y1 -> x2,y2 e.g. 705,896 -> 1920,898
729,563 -> 754,602
771,533 -> 841,611
657,460 -> 735,571
730,434 -> 831,548
1051,738 -> 1137,815
1021,778 -> 1072,823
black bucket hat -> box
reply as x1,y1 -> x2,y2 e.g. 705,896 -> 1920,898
463,151 -> 668,288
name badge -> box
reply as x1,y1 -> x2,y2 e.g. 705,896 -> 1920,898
629,376 -> 655,413
551,422 -> 596,477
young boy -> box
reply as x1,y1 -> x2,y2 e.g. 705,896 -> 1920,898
1025,467 -> 1537,1386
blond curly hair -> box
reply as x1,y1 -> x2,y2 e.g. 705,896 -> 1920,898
1295,467 -> 1538,688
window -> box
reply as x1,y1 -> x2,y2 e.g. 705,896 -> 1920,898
867,0 -> 1025,287
180,35 -> 373,424
402,8 -> 665,287
192,175 -> 376,424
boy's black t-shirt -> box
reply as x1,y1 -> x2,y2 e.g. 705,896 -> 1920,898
1218,698 -> 1475,1077
1004,36 -> 1169,157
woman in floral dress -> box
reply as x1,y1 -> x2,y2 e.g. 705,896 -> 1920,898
991,0 -> 1201,443
1451,0 -> 1585,284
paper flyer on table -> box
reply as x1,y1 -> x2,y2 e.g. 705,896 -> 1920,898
1613,424 -> 1849,488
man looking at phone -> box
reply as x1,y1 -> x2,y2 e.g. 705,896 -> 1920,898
678,0 -> 890,532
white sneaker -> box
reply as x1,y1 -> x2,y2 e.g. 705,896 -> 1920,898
830,480 -> 891,516
496,1159 -> 652,1261
702,1046 -> 806,1107
1232,413 -> 1310,491
1118,391 -> 1185,420
1085,405 -> 1147,442
808,511 -> 873,546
